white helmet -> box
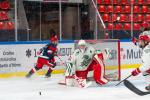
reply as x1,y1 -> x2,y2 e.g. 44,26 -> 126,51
78,40 -> 86,46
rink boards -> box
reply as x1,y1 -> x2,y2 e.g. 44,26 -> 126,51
0,40 -> 142,78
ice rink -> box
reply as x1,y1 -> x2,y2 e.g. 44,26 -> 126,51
0,69 -> 150,100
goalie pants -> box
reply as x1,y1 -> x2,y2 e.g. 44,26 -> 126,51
76,54 -> 108,85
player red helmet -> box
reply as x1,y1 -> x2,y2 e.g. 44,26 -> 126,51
139,34 -> 150,42
138,34 -> 150,48
50,35 -> 58,45
50,35 -> 58,41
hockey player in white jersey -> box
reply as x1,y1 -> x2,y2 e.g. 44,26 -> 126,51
131,30 -> 150,91
61,40 -> 109,88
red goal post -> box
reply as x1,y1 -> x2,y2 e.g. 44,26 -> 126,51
75,39 -> 121,81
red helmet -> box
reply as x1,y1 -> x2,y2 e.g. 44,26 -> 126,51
50,35 -> 58,42
139,34 -> 150,42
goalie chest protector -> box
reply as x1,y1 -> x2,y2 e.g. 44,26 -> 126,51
74,46 -> 95,71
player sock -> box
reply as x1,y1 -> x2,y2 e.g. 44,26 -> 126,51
45,68 -> 52,78
26,70 -> 34,78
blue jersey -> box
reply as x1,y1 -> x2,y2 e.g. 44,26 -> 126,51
39,43 -> 57,60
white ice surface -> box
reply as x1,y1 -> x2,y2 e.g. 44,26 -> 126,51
0,69 -> 150,100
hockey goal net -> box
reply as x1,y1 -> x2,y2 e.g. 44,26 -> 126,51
75,39 -> 121,81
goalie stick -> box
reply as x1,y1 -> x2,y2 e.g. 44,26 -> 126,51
124,80 -> 150,96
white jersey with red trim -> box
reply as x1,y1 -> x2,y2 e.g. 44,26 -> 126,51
68,46 -> 96,71
139,44 -> 150,73
63,46 -> 110,87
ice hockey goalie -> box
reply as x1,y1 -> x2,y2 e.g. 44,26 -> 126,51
60,40 -> 109,88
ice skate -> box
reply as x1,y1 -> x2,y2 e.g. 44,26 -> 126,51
44,69 -> 52,78
145,85 -> 150,91
26,69 -> 35,78
44,73 -> 51,78
26,72 -> 33,78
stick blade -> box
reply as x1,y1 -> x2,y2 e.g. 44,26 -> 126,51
124,80 -> 150,96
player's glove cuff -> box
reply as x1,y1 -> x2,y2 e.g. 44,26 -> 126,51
132,37 -> 138,46
132,68 -> 141,76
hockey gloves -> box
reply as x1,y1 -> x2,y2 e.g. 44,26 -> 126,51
131,68 -> 141,76
132,37 -> 138,46
143,69 -> 150,76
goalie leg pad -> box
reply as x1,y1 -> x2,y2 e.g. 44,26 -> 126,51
73,75 -> 87,88
75,70 -> 88,79
93,55 -> 109,85
59,75 -> 90,88
65,62 -> 75,76
65,76 -> 75,86
65,76 -> 86,88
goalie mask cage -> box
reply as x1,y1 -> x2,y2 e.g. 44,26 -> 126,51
75,39 -> 121,81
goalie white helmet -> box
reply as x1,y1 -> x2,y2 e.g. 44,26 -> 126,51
78,40 -> 86,46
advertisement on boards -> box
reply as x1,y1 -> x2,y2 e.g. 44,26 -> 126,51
120,42 -> 142,68
0,43 -> 74,74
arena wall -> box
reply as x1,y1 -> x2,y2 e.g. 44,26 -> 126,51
0,40 -> 141,78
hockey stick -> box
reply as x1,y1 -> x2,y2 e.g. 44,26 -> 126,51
56,55 -> 65,66
124,80 -> 150,96
115,74 -> 132,86
56,55 -> 63,62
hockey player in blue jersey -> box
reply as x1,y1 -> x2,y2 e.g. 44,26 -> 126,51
26,35 -> 58,78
